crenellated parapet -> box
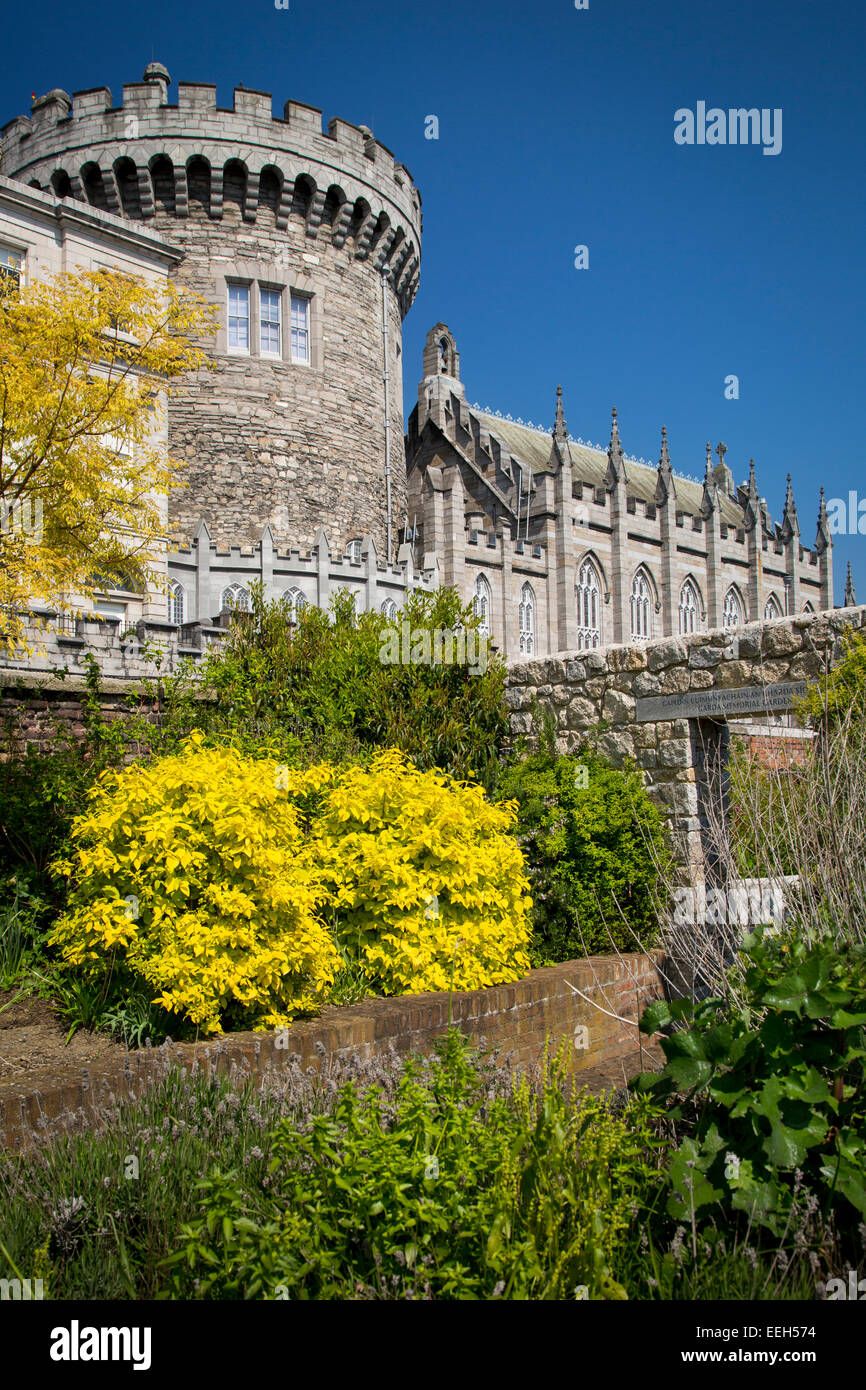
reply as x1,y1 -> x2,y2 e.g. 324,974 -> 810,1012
1,63 -> 422,313
1,62 -> 424,559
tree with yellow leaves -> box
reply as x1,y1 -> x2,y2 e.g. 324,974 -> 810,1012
0,268 -> 216,648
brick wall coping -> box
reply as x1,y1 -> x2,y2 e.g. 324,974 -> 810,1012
0,950 -> 665,1153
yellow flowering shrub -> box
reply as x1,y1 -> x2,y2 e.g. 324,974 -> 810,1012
310,750 -> 532,995
50,734 -> 338,1033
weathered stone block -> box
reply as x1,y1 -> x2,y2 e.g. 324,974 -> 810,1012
689,645 -> 724,669
713,659 -> 753,688
658,739 -> 692,768
660,666 -> 691,694
689,670 -> 714,690
567,696 -> 598,728
762,626 -> 801,658
647,638 -> 687,672
602,689 -> 635,723
609,646 -> 647,673
788,651 -> 826,680
595,731 -> 636,765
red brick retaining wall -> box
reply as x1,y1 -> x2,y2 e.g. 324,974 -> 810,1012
0,951 -> 665,1153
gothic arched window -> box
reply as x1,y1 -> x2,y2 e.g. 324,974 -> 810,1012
679,579 -> 700,635
631,569 -> 653,642
221,583 -> 250,612
167,579 -> 184,626
518,582 -> 535,656
473,573 -> 491,636
281,587 -> 307,623
763,593 -> 783,621
576,559 -> 601,649
723,586 -> 744,628
381,598 -> 398,621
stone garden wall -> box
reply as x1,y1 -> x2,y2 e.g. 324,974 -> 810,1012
504,605 -> 866,879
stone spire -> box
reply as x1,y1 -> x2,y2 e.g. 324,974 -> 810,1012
742,459 -> 762,532
553,384 -> 568,442
701,442 -> 717,515
605,405 -> 625,487
815,485 -> 832,553
655,425 -> 674,504
845,560 -> 857,607
780,471 -> 800,541
548,384 -> 572,471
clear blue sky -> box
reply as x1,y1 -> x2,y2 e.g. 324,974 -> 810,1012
3,0 -> 864,602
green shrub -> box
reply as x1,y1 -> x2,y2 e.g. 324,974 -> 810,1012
497,742 -> 670,964
166,1031 -> 658,1300
0,655 -> 141,956
195,582 -> 508,782
633,928 -> 866,1242
798,629 -> 866,730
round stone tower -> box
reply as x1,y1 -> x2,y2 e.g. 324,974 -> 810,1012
0,64 -> 422,558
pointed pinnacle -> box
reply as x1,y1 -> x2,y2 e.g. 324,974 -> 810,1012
784,473 -> 797,516
553,384 -> 568,441
659,425 -> 671,468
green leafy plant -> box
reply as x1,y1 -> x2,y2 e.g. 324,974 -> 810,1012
195,582 -> 508,781
498,736 -> 670,963
166,1031 -> 658,1300
633,928 -> 866,1240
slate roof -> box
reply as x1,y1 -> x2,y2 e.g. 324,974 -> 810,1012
474,410 -> 746,528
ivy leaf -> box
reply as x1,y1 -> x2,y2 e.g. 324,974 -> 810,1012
668,1056 -> 713,1091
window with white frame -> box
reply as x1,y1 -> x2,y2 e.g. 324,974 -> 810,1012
381,598 -> 398,621
576,559 -> 601,649
290,294 -> 310,364
723,586 -> 743,628
346,539 -> 362,563
0,244 -> 24,293
631,569 -> 653,642
227,284 -> 250,351
473,573 -> 491,636
518,582 -> 535,656
221,583 -> 250,612
282,586 -> 307,623
679,579 -> 700,634
168,579 -> 184,626
260,287 -> 282,356
763,593 -> 783,621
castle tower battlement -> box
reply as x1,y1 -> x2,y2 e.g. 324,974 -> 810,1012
1,64 -> 422,558
1,65 -> 421,306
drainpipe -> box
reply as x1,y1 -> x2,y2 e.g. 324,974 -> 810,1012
381,268 -> 392,563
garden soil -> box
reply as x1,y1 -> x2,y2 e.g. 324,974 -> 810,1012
0,988 -> 123,1096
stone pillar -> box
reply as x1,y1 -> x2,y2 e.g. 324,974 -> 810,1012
315,528 -> 330,610
261,525 -> 274,598
363,536 -> 379,613
195,520 -> 211,621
